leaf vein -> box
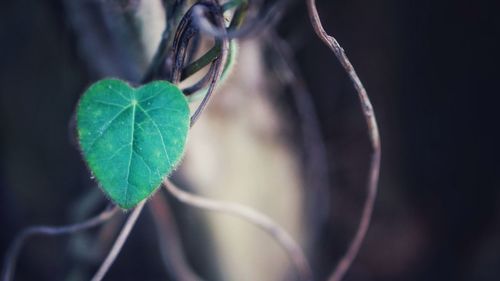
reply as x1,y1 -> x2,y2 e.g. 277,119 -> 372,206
107,84 -> 131,101
139,88 -> 164,103
93,100 -> 127,108
87,105 -> 132,151
132,149 -> 153,186
124,105 -> 136,207
137,105 -> 172,167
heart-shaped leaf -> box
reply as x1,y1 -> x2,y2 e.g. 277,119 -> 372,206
77,79 -> 189,209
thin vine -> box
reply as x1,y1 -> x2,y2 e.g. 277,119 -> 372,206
1,1 -> 380,281
305,0 -> 382,280
1,205 -> 119,281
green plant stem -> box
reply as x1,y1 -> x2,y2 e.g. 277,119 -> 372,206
221,0 -> 244,11
228,0 -> 249,29
181,43 -> 221,80
180,0 -> 248,82
186,40 -> 237,102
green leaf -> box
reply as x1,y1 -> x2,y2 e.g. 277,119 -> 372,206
77,79 -> 190,209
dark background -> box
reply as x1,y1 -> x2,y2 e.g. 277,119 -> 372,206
1,0 -> 499,280
280,1 -> 500,280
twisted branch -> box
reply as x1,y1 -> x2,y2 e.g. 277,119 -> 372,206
304,1 -> 381,280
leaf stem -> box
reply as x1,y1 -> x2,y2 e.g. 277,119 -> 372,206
90,201 -> 145,281
305,1 -> 382,281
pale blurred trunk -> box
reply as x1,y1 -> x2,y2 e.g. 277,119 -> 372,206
182,40 -> 307,281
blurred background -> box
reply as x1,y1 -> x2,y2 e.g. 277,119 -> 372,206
1,0 -> 499,280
